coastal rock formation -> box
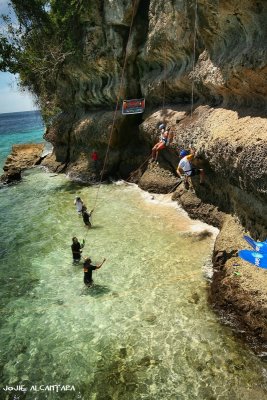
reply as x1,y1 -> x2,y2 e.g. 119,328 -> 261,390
1,144 -> 45,184
173,186 -> 267,352
9,1 -> 267,349
139,106 -> 267,351
0,168 -> 22,185
139,106 -> 267,238
42,0 -> 267,179
43,111 -> 150,181
45,0 -> 267,111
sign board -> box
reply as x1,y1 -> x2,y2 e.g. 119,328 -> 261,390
122,98 -> 145,115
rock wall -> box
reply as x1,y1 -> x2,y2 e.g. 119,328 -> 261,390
40,0 -> 267,349
139,105 -> 267,237
44,0 -> 267,179
49,0 -> 267,111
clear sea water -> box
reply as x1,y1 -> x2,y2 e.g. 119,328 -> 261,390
0,111 -> 267,400
0,111 -> 45,169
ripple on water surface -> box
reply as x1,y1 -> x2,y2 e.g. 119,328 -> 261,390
0,170 -> 266,400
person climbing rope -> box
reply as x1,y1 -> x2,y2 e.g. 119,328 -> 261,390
82,205 -> 94,228
152,127 -> 173,162
177,150 -> 205,189
158,123 -> 166,134
71,237 -> 85,263
74,196 -> 84,214
83,257 -> 106,287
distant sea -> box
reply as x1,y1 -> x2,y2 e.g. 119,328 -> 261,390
0,110 -> 45,169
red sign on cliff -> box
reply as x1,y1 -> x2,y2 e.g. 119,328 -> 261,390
122,98 -> 145,115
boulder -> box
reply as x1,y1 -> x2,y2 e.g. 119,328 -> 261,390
1,143 -> 45,184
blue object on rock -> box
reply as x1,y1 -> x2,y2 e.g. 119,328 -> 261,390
238,249 -> 267,269
243,235 -> 267,253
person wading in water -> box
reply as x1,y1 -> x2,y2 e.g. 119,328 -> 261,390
71,237 -> 85,263
82,205 -> 94,228
83,257 -> 106,286
74,197 -> 84,214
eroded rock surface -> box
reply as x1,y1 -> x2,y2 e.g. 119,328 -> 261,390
1,144 -> 45,184
49,1 -> 267,111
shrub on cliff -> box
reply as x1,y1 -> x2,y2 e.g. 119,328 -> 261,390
0,0 -> 86,123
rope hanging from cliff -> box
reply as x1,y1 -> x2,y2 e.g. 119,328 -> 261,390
93,0 -> 138,211
190,0 -> 198,118
162,40 -> 167,109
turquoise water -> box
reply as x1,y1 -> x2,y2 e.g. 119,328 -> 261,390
0,111 -> 44,169
0,112 -> 267,399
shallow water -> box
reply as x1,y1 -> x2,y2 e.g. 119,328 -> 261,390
0,169 -> 267,400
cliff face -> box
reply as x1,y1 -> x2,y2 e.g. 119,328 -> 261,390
40,0 -> 267,350
44,0 -> 267,179
52,0 -> 267,110
43,0 -> 267,235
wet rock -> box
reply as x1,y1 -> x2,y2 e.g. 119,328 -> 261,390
139,163 -> 177,194
1,144 -> 46,184
3,143 -> 45,171
0,168 -> 21,184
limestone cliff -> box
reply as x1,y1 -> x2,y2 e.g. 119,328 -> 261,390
43,0 -> 267,182
48,0 -> 267,110
38,0 -> 267,350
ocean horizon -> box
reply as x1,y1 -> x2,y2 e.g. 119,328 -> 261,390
0,109 -> 40,115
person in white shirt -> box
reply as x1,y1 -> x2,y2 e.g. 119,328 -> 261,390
74,196 -> 84,214
152,127 -> 173,162
177,150 -> 204,188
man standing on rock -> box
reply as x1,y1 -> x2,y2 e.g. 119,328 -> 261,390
177,150 -> 205,189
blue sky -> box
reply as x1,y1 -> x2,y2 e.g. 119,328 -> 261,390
0,1 -> 37,113
0,72 -> 37,114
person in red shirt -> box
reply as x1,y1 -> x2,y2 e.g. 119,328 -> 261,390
91,149 -> 100,172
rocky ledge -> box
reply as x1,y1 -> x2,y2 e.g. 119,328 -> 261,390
173,186 -> 267,355
0,143 -> 46,184
135,105 -> 267,354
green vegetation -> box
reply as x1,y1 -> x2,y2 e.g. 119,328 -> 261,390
0,0 -> 88,122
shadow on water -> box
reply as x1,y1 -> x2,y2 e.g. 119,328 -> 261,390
90,225 -> 104,230
81,284 -> 111,298
46,178 -> 112,195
